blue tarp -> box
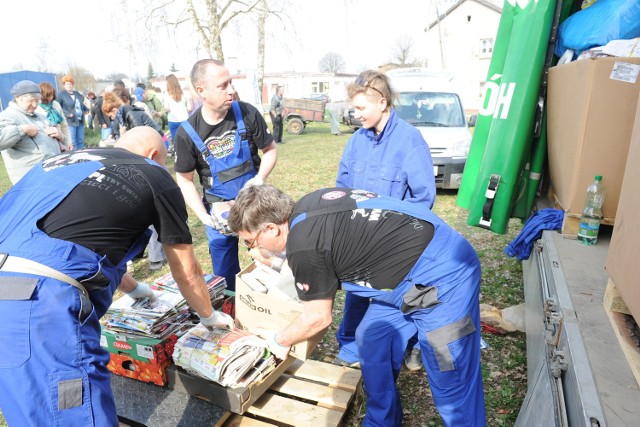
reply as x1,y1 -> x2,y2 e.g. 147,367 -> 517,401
0,70 -> 58,112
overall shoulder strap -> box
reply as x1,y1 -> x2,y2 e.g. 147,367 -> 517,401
231,101 -> 247,141
181,121 -> 207,153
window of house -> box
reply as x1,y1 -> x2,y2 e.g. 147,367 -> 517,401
312,81 -> 330,93
480,38 -> 494,55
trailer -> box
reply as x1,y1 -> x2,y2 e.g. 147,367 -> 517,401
282,98 -> 326,135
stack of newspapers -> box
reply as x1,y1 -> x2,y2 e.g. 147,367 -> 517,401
240,260 -> 300,302
173,324 -> 276,388
209,201 -> 235,235
101,274 -> 227,339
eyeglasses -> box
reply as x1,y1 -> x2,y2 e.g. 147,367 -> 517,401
243,227 -> 265,249
355,75 -> 385,99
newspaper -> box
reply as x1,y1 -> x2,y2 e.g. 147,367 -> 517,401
209,201 -> 235,235
101,274 -> 227,339
240,260 -> 300,302
173,324 -> 275,388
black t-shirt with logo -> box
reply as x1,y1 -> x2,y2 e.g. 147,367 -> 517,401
39,148 -> 191,266
173,101 -> 274,194
287,188 -> 435,301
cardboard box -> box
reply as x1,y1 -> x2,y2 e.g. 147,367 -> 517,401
547,57 -> 640,220
606,95 -> 640,324
235,263 -> 327,360
166,356 -> 295,414
107,353 -> 172,386
100,329 -> 177,364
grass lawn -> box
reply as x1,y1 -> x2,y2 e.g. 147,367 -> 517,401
0,121 -> 526,426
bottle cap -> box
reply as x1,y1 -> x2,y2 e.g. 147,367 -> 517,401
595,175 -> 602,181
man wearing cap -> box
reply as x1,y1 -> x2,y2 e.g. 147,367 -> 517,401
0,80 -> 65,184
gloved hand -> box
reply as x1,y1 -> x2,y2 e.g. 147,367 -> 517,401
126,282 -> 155,300
256,328 -> 290,360
199,310 -> 235,331
243,176 -> 264,189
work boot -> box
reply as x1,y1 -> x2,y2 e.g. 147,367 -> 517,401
331,356 -> 360,369
404,348 -> 423,371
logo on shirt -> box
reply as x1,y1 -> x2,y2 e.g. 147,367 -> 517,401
349,189 -> 379,202
204,130 -> 236,159
42,152 -> 106,171
321,190 -> 346,200
296,282 -> 309,292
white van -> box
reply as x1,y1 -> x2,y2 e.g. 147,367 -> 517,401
386,68 -> 475,190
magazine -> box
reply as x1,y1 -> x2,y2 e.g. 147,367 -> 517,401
209,201 -> 235,235
173,324 -> 275,388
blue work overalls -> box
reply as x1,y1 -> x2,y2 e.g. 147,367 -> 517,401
0,157 -> 153,426
181,101 -> 256,291
291,197 -> 485,426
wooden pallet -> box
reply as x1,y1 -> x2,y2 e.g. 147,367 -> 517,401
554,196 -> 614,239
603,279 -> 640,387
215,359 -> 362,427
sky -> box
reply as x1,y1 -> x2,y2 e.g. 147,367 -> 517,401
1,0 -> 452,80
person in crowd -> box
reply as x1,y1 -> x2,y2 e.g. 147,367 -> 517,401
84,91 -> 97,130
35,82 -> 72,152
133,86 -> 153,118
328,100 -> 347,136
0,80 -> 63,184
173,58 -> 278,291
142,84 -> 165,130
185,81 -> 202,116
94,84 -> 115,141
334,70 -> 436,371
227,185 -> 485,427
57,75 -> 87,149
102,90 -> 164,140
269,85 -> 285,144
163,73 -> 190,142
0,126 -> 233,426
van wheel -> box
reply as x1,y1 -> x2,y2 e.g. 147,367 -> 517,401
287,118 -> 304,135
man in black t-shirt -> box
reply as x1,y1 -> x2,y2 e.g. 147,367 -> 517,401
228,185 -> 485,427
174,59 -> 278,291
0,127 -> 233,426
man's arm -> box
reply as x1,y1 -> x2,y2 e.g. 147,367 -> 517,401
176,170 -> 211,223
255,141 -> 278,181
162,243 -> 214,318
274,298 -> 333,346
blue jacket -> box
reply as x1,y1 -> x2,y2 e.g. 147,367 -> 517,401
336,109 -> 436,208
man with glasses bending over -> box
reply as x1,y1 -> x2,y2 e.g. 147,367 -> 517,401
335,70 -> 436,371
228,185 -> 485,427
0,80 -> 65,184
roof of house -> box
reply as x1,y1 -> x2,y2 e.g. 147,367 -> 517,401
425,0 -> 502,31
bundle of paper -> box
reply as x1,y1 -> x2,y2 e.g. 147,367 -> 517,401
102,274 -> 227,339
210,201 -> 235,235
173,324 -> 276,388
239,260 -> 299,302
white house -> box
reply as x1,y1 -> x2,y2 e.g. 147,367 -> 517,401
424,0 -> 503,111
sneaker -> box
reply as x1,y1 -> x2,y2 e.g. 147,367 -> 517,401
149,261 -> 164,271
404,348 -> 423,371
332,356 -> 360,369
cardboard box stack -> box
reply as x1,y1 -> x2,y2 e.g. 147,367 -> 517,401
606,95 -> 640,325
547,57 -> 640,233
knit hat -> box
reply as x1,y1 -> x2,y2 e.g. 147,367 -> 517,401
134,87 -> 144,102
11,80 -> 41,98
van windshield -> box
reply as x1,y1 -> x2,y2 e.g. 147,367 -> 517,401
394,92 -> 465,127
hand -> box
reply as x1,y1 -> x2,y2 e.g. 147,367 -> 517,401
255,328 -> 290,360
126,282 -> 156,300
199,310 -> 235,331
21,124 -> 39,137
198,213 -> 216,229
44,126 -> 60,140
243,176 -> 263,189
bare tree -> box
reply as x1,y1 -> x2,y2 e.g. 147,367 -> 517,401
36,39 -> 50,72
59,65 -> 97,93
318,52 -> 346,73
391,35 -> 415,66
154,0 -> 262,61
